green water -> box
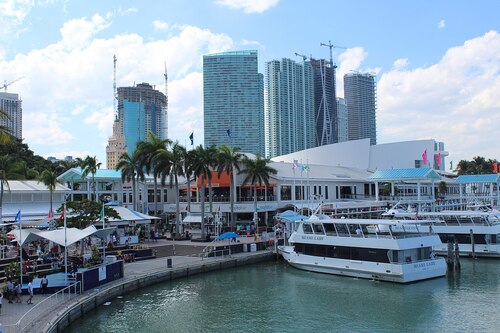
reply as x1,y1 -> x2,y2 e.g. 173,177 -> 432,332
66,259 -> 499,333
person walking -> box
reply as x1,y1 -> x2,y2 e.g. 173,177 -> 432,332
40,275 -> 49,295
6,279 -> 14,303
27,281 -> 34,304
0,292 -> 3,314
14,281 -> 22,303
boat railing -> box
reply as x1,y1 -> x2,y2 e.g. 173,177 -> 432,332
322,231 -> 429,240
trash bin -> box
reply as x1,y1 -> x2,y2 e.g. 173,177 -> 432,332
250,243 -> 257,252
167,258 -> 172,268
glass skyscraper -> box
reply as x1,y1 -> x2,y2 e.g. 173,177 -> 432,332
265,58 -> 314,158
344,72 -> 377,145
203,50 -> 264,155
117,83 -> 167,155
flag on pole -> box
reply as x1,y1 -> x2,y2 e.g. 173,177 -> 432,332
58,210 -> 65,222
292,159 -> 299,171
449,160 -> 453,171
436,153 -> 441,168
493,162 -> 498,173
226,129 -> 231,138
189,132 -> 194,145
422,149 -> 428,166
48,209 -> 54,219
14,209 -> 21,223
100,205 -> 105,221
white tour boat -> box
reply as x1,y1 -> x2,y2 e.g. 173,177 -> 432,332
278,215 -> 446,283
383,206 -> 500,258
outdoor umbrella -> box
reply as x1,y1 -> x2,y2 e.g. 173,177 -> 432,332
217,232 -> 240,256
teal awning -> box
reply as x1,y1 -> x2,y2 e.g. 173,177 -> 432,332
455,174 -> 500,183
368,168 -> 441,182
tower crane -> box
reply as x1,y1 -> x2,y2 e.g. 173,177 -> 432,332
294,52 -> 307,62
1,77 -> 24,92
320,41 -> 346,68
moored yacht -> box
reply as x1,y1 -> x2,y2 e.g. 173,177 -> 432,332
383,207 -> 500,258
278,215 -> 446,283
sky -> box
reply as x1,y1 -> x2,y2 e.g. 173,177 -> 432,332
0,0 -> 499,168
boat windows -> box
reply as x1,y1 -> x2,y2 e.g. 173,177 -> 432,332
302,223 -> 313,234
438,233 -> 488,245
294,243 -> 391,263
323,223 -> 336,236
313,224 -> 325,235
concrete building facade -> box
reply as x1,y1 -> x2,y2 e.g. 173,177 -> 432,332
344,72 -> 377,145
265,58 -> 315,158
0,92 -> 22,139
203,50 -> 265,156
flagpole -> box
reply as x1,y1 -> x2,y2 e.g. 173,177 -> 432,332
64,202 -> 68,282
101,203 -> 106,263
18,211 -> 23,287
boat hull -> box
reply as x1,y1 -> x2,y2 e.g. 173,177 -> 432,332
279,246 -> 446,283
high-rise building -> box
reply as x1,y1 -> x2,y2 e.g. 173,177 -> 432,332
106,120 -> 127,169
310,58 -> 337,146
115,83 -> 167,156
203,50 -> 264,155
336,97 -> 348,143
344,72 -> 377,145
0,92 -> 22,139
265,58 -> 314,158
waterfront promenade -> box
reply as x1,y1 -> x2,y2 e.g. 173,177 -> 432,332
0,236 -> 275,333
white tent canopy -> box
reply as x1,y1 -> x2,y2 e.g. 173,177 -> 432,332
104,206 -> 160,226
8,226 -> 116,246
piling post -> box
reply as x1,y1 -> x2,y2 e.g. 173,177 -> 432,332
454,240 -> 461,271
470,229 -> 476,259
446,241 -> 453,270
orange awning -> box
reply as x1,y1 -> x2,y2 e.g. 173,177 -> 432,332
196,171 -> 231,188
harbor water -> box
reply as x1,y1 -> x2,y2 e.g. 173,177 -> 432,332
65,258 -> 499,333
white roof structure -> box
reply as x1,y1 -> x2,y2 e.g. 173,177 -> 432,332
104,205 -> 160,226
8,225 -> 116,246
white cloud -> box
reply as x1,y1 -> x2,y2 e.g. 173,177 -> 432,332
392,58 -> 409,70
240,39 -> 265,49
0,0 -> 33,37
216,0 -> 279,13
59,14 -> 112,50
438,19 -> 445,29
0,18 -> 233,162
336,47 -> 368,98
153,20 -> 169,31
377,30 -> 500,162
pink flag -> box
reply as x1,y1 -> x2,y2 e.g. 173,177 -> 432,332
422,149 -> 428,166
436,153 -> 441,168
48,210 -> 53,218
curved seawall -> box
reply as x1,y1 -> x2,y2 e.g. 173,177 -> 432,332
43,251 -> 275,333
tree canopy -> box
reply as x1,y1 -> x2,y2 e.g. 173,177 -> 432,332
56,200 -> 120,229
455,156 -> 498,175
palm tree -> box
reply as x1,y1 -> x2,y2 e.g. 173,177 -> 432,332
191,145 -> 213,239
205,145 -> 218,216
155,142 -> 186,236
0,155 -> 25,223
216,144 -> 243,231
136,131 -> 171,216
80,156 -> 102,201
39,169 -> 61,216
115,151 -> 144,211
239,155 -> 277,229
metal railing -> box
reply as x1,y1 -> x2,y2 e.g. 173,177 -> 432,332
2,281 -> 82,333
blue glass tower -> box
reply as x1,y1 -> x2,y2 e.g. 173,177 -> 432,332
203,50 -> 264,155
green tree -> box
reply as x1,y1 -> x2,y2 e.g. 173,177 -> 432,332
57,200 -> 120,229
115,151 -> 144,211
239,155 -> 277,228
80,156 -> 102,201
456,156 -> 497,175
39,169 -> 62,215
216,144 -> 243,230
0,138 -> 53,175
438,181 -> 448,200
0,155 -> 25,223
136,131 -> 171,216
0,109 -> 12,144
155,142 -> 186,236
191,145 -> 213,239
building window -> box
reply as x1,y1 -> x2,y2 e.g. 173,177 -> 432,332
280,185 -> 291,201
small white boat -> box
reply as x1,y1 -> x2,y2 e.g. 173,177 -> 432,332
278,215 -> 446,283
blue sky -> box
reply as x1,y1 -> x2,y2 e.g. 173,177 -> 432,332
1,0 -> 499,167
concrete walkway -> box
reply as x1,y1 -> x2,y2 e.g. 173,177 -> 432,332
0,235 -> 278,332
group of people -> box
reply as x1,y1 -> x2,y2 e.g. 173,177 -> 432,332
3,276 -> 44,307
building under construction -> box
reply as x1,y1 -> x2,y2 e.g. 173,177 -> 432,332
0,92 -> 22,139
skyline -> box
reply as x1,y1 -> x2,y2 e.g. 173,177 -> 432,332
0,0 -> 499,166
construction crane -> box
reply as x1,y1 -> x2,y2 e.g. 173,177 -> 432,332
320,41 -> 346,68
1,77 -> 24,92
294,52 -> 307,62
